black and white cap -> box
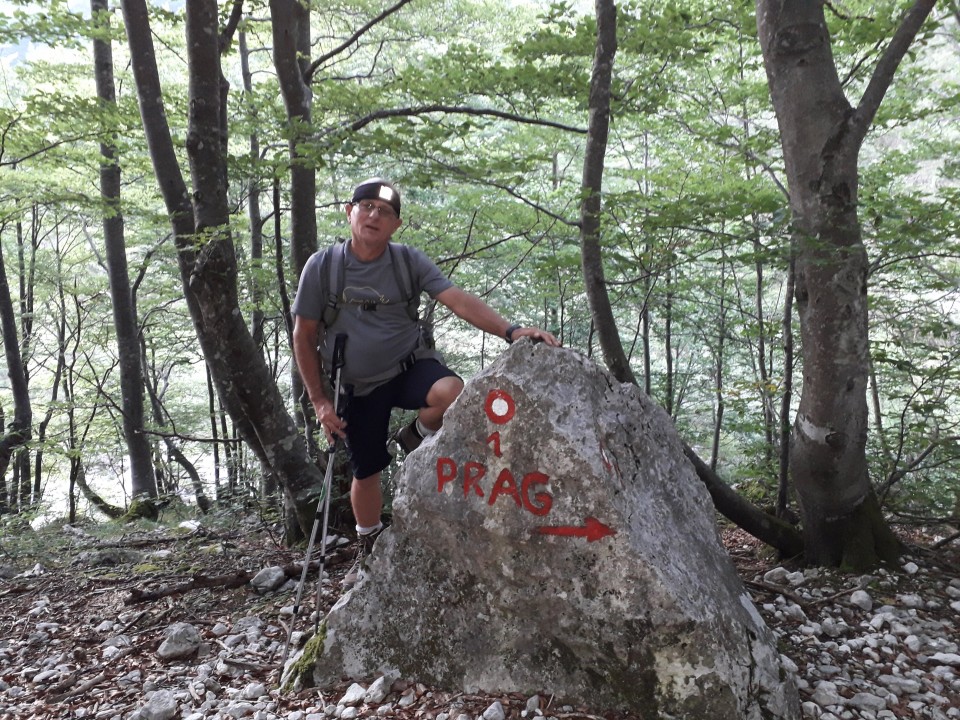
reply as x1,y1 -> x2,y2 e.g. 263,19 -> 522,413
351,178 -> 401,216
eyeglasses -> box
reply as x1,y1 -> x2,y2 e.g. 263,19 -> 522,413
354,201 -> 398,219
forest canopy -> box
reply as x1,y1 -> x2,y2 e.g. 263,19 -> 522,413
0,0 -> 958,564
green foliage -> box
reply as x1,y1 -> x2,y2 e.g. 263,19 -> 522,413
1,0 -> 958,528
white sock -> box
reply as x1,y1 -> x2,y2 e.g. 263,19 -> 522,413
415,418 -> 436,437
356,522 -> 383,536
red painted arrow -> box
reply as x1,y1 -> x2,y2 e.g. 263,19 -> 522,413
536,517 -> 616,542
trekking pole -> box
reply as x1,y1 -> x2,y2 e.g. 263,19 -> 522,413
279,333 -> 347,676
314,381 -> 351,633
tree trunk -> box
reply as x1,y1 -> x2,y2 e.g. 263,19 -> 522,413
710,261 -> 727,471
32,255 -> 68,504
92,0 -> 156,499
269,1 -> 316,530
756,0 -> 935,567
777,254 -> 795,520
120,0 -> 323,537
663,268 -> 674,417
0,235 -> 31,489
579,0 -> 635,386
684,444 -> 803,559
752,239 -> 776,464
269,0 -> 317,274
239,30 -> 267,354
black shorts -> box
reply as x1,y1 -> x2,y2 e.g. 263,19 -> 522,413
344,359 -> 460,480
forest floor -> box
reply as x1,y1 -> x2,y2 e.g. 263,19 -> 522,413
0,507 -> 958,720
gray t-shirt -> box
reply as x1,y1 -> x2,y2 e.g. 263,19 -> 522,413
292,241 -> 453,393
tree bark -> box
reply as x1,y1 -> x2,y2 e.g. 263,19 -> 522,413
119,0 -> 323,537
0,234 -> 31,491
756,0 -> 935,567
269,0 -> 317,275
684,444 -> 803,559
580,0 -> 635,386
777,254 -> 795,520
92,0 -> 156,499
239,30 -> 267,354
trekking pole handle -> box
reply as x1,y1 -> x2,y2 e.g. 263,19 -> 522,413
332,333 -> 347,373
330,333 -> 347,414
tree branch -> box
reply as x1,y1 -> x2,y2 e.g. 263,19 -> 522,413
219,0 -> 244,53
683,443 -> 804,558
334,104 -> 587,136
305,0 -> 416,82
850,0 -> 936,147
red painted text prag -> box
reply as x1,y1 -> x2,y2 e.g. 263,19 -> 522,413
434,389 -> 615,542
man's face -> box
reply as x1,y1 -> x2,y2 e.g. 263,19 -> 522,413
346,199 -> 402,244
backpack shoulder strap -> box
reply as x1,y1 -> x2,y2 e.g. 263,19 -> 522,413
320,241 -> 346,327
388,243 -> 421,322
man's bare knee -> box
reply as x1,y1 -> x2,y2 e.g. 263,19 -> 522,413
427,376 -> 464,412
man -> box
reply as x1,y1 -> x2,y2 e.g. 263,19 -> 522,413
292,178 -> 560,589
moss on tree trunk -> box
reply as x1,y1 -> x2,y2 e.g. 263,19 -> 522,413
802,490 -> 901,571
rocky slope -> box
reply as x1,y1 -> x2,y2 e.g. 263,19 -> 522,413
0,517 -> 957,720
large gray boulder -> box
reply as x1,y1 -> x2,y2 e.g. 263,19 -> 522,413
294,341 -> 799,719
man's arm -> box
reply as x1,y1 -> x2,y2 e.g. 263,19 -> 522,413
292,314 -> 346,440
435,286 -> 561,347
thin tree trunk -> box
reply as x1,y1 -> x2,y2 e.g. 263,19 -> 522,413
239,30 -> 266,353
269,0 -> 317,274
868,354 -> 892,461
0,402 -> 5,513
92,0 -> 156,499
710,262 -> 728,471
0,234 -> 31,488
579,0 -> 634,385
753,239 -> 775,462
777,255 -> 796,520
640,132 -> 652,396
206,364 -> 223,498
664,268 -> 674,417
63,306 -> 124,520
12,210 -> 37,509
269,1 -> 313,534
32,255 -> 68,503
684,444 -> 802,558
272,180 -> 295,344
737,24 -> 778,469
575,0 -> 802,559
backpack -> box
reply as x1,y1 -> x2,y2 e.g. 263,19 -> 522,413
319,241 -> 429,338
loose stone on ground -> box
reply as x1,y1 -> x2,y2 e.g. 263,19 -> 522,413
0,521 -> 957,719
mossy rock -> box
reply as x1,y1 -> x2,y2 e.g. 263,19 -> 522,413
123,498 -> 161,522
282,623 -> 327,693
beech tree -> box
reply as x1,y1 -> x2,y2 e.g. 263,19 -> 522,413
756,0 -> 937,567
90,0 -> 155,500
0,226 -> 31,500
118,0 -> 322,535
580,0 -> 634,386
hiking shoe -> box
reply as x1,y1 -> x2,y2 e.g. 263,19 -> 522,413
342,527 -> 383,590
391,419 -> 424,454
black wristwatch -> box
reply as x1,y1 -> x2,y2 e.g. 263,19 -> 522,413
504,324 -> 522,344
